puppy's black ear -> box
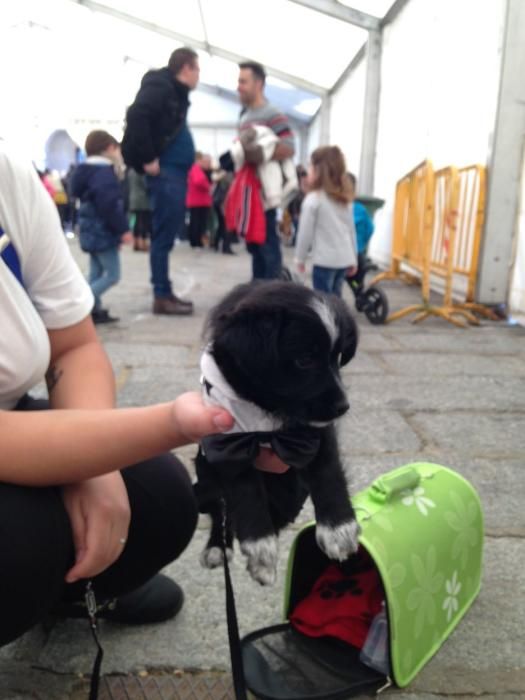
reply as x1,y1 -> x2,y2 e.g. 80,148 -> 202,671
340,313 -> 358,365
329,296 -> 358,366
211,305 -> 282,382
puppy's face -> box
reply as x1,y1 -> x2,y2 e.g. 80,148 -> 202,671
207,282 -> 358,425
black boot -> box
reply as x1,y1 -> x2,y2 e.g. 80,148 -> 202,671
91,308 -> 119,324
53,573 -> 184,625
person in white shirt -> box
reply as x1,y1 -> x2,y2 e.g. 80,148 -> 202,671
295,146 -> 358,297
0,147 -> 237,642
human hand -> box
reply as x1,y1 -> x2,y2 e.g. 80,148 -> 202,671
143,159 -> 160,176
62,472 -> 131,583
121,231 -> 134,245
346,265 -> 357,277
171,391 -> 234,443
296,261 -> 306,274
255,447 -> 290,474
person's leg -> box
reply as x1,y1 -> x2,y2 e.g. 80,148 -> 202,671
261,209 -> 282,279
345,252 -> 366,300
88,247 -> 120,306
0,453 -> 198,647
63,454 -> 198,604
312,265 -> 333,293
146,169 -> 187,299
143,210 -> 152,241
196,207 -> 208,246
332,268 -> 347,298
214,205 -> 224,252
188,208 -> 202,248
0,482 -> 72,646
201,207 -> 211,247
132,211 -> 147,250
140,210 -> 151,250
224,230 -> 236,254
355,252 -> 367,288
247,242 -> 266,279
88,253 -> 104,311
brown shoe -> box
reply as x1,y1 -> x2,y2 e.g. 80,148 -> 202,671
153,297 -> 193,315
169,293 -> 193,310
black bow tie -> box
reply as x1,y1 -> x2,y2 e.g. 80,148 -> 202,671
200,428 -> 322,471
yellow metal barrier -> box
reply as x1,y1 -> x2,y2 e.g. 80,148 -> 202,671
373,161 -> 496,326
372,160 -> 432,288
451,165 -> 496,319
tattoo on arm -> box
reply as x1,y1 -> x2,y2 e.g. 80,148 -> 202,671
46,365 -> 64,393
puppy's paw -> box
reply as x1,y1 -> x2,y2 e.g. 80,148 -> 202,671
240,536 -> 278,586
200,546 -> 233,569
316,519 -> 361,561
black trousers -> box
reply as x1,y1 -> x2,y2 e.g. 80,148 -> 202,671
132,209 -> 152,239
0,397 -> 198,647
188,206 -> 209,248
213,205 -> 234,253
346,252 -> 367,298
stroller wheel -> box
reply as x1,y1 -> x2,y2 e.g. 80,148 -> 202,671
362,286 -> 389,324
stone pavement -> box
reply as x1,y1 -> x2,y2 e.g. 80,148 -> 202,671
1,239 -> 523,700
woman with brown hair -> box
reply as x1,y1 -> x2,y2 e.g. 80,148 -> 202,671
294,146 -> 358,296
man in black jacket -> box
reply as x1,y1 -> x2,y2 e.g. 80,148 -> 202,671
122,47 -> 200,315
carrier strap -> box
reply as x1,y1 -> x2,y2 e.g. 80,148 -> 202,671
221,499 -> 248,700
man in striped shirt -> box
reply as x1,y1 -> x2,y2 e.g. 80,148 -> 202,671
237,61 -> 296,279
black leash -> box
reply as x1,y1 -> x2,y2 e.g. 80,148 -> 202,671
221,500 -> 248,700
84,504 -> 248,700
85,581 -> 104,700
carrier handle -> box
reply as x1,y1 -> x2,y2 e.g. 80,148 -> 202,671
370,468 -> 421,503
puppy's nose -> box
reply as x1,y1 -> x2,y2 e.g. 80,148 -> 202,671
333,398 -> 350,417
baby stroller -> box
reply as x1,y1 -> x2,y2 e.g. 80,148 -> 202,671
345,254 -> 389,324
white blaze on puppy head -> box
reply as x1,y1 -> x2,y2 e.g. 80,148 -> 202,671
310,298 -> 338,348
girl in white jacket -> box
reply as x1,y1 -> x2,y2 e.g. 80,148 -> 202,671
295,146 -> 357,297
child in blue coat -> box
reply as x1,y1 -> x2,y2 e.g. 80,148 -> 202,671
71,131 -> 132,323
345,172 -> 375,297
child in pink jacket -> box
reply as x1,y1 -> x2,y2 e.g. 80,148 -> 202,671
186,153 -> 212,247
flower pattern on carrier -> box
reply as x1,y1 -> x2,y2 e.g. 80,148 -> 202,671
442,570 -> 462,622
406,545 -> 444,639
444,491 -> 479,570
401,485 -> 436,516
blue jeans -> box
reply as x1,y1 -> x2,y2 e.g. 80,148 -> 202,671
88,247 -> 120,310
312,266 -> 346,297
247,209 -> 282,280
146,168 -> 187,298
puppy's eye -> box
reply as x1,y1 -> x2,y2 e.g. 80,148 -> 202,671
295,354 -> 317,370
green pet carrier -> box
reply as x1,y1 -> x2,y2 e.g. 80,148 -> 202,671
241,462 -> 484,699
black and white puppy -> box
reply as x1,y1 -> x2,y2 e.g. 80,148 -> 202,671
194,280 -> 360,585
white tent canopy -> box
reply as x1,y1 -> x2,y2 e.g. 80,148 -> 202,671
0,0 -> 397,162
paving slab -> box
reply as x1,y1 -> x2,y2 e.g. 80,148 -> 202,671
410,412 -> 525,456
338,410 -> 423,456
344,374 -> 525,412
378,351 -> 525,376
392,326 -> 525,354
